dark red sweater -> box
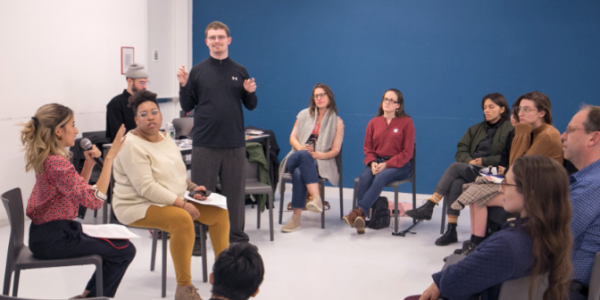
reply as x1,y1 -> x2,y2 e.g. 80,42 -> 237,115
363,116 -> 415,168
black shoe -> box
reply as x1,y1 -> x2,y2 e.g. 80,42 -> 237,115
405,201 -> 436,220
454,240 -> 472,254
435,223 -> 458,246
456,242 -> 477,256
192,239 -> 202,257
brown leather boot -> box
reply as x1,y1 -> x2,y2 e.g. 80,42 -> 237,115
342,208 -> 365,228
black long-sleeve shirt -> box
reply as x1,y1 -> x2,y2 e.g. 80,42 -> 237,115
179,57 -> 257,148
106,90 -> 136,141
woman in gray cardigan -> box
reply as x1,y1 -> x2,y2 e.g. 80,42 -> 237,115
279,83 -> 344,233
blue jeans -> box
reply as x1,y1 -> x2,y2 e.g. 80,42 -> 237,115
356,158 -> 412,214
286,151 -> 319,209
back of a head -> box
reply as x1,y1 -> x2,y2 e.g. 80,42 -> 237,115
511,155 -> 572,300
212,243 -> 264,300
21,103 -> 74,174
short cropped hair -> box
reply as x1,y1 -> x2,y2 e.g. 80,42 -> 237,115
212,243 -> 264,300
128,90 -> 159,115
205,21 -> 230,37
581,105 -> 600,133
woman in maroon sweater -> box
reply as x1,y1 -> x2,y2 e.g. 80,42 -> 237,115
342,89 -> 415,234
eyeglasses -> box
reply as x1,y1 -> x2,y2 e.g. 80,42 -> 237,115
564,126 -> 587,136
138,109 -> 160,118
314,93 -> 327,100
515,106 -> 537,114
500,179 -> 517,188
136,80 -> 150,86
207,35 -> 227,41
382,98 -> 398,104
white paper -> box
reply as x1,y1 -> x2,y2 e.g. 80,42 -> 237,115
82,224 -> 140,239
245,129 -> 264,135
185,191 -> 228,210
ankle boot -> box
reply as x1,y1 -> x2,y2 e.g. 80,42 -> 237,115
175,284 -> 202,300
281,214 -> 301,233
405,200 -> 436,220
435,223 -> 458,246
306,195 -> 323,213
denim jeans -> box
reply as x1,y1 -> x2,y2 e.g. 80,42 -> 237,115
356,158 -> 412,214
286,151 -> 319,209
433,162 -> 481,216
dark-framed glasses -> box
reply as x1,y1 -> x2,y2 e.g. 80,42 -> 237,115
382,97 -> 398,104
314,93 -> 327,100
500,179 -> 517,188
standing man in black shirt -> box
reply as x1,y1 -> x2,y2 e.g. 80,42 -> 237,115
177,21 -> 257,243
106,63 -> 148,140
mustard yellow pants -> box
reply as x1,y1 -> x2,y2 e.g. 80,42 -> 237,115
130,203 -> 229,286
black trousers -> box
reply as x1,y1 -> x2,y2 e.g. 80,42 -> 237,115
29,220 -> 136,297
192,146 -> 249,243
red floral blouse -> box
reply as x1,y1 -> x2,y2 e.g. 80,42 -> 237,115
27,155 -> 105,225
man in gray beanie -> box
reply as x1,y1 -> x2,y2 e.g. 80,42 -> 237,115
106,63 -> 149,140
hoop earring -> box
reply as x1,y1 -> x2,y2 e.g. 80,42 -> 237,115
57,135 -> 62,141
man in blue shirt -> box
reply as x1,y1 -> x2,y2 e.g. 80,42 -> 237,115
561,105 -> 600,299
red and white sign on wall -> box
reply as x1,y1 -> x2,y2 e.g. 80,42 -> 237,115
121,47 -> 135,74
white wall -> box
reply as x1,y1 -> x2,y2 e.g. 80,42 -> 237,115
0,0 -> 191,226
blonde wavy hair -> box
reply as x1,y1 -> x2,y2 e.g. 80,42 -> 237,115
21,103 -> 73,174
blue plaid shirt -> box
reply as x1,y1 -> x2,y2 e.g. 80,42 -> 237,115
570,158 -> 600,285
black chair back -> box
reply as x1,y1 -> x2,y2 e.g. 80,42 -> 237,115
1,188 -> 25,256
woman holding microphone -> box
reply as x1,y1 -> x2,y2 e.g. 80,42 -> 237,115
21,103 -> 135,298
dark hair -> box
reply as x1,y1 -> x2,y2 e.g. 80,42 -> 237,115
212,243 -> 264,300
514,91 -> 553,125
581,105 -> 600,133
377,88 -> 409,118
511,155 -> 572,300
481,93 -> 510,120
128,90 -> 159,115
308,83 -> 338,117
205,21 -> 230,37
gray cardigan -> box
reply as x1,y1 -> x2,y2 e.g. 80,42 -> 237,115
278,107 -> 340,188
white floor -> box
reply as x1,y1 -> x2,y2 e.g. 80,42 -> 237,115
0,186 -> 473,300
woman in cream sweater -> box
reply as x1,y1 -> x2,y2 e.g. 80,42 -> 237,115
112,90 -> 229,300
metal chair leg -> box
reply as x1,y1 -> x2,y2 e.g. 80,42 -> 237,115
162,230 -> 167,298
441,198 -> 447,234
11,269 -> 19,297
257,197 -> 261,229
320,183 -> 325,229
269,192 -> 274,241
352,179 -> 358,209
200,225 -> 207,282
279,183 -> 285,224
339,184 -> 344,219
151,230 -> 158,271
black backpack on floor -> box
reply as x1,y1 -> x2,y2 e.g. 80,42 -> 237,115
366,196 -> 390,229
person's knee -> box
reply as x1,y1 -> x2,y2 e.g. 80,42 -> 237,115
123,242 -> 137,262
167,211 -> 195,234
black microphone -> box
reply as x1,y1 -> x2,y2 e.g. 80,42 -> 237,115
80,138 -> 104,167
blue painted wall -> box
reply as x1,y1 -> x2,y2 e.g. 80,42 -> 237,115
192,1 -> 600,193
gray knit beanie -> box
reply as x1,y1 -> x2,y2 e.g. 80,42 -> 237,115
125,63 -> 148,79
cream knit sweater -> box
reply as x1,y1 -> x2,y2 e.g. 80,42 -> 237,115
112,132 -> 187,225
